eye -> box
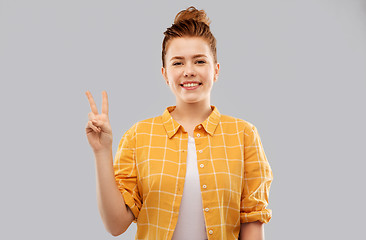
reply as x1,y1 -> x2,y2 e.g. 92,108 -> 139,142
196,60 -> 206,64
172,62 -> 182,66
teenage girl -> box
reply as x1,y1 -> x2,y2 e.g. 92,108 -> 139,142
85,6 -> 273,240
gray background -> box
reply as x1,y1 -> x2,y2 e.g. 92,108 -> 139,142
1,0 -> 365,239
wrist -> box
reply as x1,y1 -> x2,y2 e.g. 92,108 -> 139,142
93,147 -> 113,157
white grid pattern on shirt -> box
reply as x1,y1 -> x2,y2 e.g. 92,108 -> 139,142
113,105 -> 273,239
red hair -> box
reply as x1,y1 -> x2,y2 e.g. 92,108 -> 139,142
162,6 -> 217,67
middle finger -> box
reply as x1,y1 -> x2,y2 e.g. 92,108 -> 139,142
88,112 -> 97,121
85,91 -> 99,115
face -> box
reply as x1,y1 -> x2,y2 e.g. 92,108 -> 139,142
162,37 -> 219,105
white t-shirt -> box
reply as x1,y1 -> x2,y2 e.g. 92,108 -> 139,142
172,135 -> 208,240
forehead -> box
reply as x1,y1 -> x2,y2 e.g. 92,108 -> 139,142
166,37 -> 211,58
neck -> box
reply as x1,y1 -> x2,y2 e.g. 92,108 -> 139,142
171,99 -> 213,123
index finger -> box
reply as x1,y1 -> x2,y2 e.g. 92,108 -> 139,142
101,90 -> 109,115
85,91 -> 99,115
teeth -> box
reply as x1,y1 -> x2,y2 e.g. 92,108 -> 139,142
182,83 -> 200,87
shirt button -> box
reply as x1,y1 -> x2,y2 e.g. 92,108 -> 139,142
202,185 -> 207,189
200,164 -> 204,168
205,208 -> 209,212
198,125 -> 202,129
197,133 -> 200,137
198,150 -> 203,153
209,230 -> 213,235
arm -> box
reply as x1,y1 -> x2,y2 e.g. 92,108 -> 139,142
94,149 -> 135,236
85,91 -> 135,236
239,221 -> 264,240
240,124 -> 273,235
113,123 -> 143,227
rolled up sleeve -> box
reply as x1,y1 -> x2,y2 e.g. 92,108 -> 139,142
113,124 -> 142,223
241,124 -> 273,224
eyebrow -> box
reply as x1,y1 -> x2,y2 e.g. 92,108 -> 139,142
169,54 -> 208,61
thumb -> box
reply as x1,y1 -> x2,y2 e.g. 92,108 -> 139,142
92,119 -> 111,133
92,119 -> 103,128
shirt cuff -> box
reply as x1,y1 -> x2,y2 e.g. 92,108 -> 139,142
121,188 -> 140,223
240,209 -> 272,224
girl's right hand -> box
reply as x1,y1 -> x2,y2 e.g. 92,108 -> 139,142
85,90 -> 113,153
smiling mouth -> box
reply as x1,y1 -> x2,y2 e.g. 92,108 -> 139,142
179,83 -> 202,87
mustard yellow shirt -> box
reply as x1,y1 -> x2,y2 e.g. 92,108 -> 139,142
113,105 -> 273,240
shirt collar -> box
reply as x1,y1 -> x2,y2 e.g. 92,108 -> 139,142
161,105 -> 221,138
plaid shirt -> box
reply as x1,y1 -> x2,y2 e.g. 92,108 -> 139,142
113,105 -> 273,240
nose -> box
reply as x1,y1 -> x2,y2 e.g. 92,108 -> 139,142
183,63 -> 196,77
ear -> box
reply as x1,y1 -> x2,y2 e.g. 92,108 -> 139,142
161,66 -> 169,85
214,63 -> 220,82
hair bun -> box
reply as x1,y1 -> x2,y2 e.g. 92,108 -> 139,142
174,6 -> 211,26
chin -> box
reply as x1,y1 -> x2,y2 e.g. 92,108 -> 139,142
181,98 -> 202,104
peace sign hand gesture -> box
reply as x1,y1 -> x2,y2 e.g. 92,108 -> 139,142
85,91 -> 113,153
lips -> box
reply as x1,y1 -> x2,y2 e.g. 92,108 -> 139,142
179,81 -> 202,86
180,83 -> 201,90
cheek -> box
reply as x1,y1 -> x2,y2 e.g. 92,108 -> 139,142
168,71 -> 181,82
200,66 -> 214,76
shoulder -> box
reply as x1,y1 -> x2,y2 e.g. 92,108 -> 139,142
219,113 -> 256,133
125,115 -> 164,135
